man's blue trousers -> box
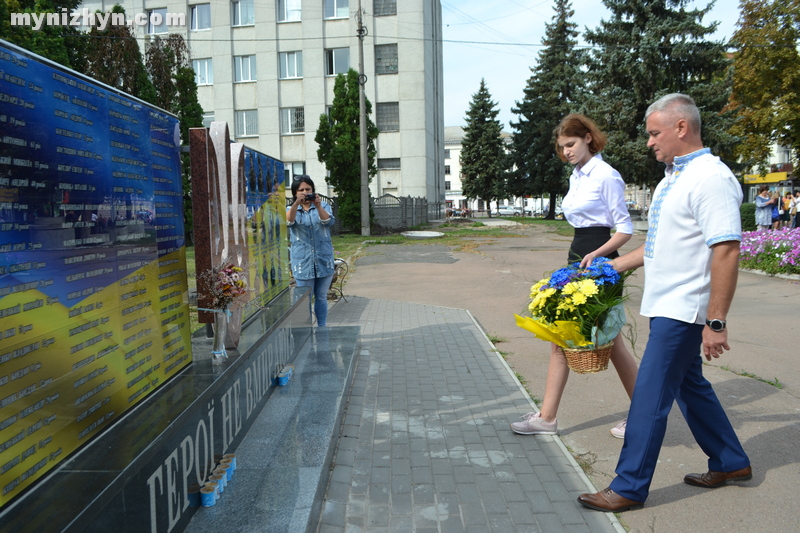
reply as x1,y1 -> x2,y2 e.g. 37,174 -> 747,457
609,317 -> 750,502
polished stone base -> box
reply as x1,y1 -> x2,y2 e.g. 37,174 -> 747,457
185,325 -> 359,532
0,288 -> 346,533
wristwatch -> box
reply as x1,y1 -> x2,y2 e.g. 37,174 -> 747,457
705,318 -> 726,332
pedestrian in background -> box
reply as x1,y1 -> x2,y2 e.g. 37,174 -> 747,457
578,93 -> 751,513
287,175 -> 336,327
511,113 -> 638,440
783,192 -> 794,228
754,186 -> 775,231
771,191 -> 783,230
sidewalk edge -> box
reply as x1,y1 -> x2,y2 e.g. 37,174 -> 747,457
464,309 -> 627,533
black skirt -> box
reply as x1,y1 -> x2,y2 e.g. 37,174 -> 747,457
568,227 -> 619,263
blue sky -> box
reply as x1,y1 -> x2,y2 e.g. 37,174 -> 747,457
441,0 -> 741,128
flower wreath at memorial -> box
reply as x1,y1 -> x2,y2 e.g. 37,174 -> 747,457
514,257 -> 632,373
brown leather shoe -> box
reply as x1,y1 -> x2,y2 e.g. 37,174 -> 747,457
683,466 -> 752,488
577,487 -> 644,512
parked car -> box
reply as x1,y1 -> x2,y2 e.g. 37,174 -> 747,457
496,206 -> 522,216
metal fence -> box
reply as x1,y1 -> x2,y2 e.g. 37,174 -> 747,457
372,194 -> 433,230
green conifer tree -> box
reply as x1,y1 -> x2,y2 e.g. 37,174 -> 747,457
81,4 -> 157,104
460,79 -> 507,217
315,69 -> 379,232
583,0 -> 735,189
145,34 -> 203,242
508,0 -> 583,219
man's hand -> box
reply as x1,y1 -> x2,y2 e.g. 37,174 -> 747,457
702,327 -> 730,361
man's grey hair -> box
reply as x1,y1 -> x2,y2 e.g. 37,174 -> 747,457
645,93 -> 701,133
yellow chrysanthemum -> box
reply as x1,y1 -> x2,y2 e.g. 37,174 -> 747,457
576,279 -> 599,297
557,299 -> 576,312
532,287 -> 556,307
571,292 -> 588,306
562,281 -> 579,295
529,279 -> 548,298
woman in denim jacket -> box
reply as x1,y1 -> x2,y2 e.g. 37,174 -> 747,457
287,176 -> 335,326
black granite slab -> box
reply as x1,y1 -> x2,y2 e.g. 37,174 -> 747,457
185,326 -> 360,533
0,287 -> 314,533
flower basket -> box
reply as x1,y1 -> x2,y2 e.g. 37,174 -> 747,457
515,258 -> 631,373
562,341 -> 613,374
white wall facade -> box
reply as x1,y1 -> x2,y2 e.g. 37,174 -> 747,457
79,0 -> 445,204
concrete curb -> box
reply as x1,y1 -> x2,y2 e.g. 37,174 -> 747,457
465,310 -> 628,533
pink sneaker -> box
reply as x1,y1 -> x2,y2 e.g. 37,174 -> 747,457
610,418 -> 626,439
510,412 -> 557,435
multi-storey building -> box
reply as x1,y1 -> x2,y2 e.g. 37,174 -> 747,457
444,126 -> 527,215
79,0 -> 445,205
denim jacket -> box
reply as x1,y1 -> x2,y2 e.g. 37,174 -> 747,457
287,202 -> 335,280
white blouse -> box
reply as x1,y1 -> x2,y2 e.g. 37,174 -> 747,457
561,154 -> 634,235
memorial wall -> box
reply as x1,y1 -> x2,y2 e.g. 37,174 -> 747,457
243,147 -> 289,319
0,41 -> 192,507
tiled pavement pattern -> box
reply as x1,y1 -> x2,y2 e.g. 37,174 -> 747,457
318,297 -> 623,533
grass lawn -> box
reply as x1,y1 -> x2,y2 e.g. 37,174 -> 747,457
183,219 -> 572,333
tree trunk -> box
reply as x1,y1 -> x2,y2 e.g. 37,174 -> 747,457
544,191 -> 558,220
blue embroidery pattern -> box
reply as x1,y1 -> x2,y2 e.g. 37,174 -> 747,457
707,233 -> 741,247
644,148 -> 712,259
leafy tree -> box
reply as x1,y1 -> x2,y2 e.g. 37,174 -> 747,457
81,4 -> 157,104
460,79 -> 507,216
0,0 -> 86,69
583,0 -> 735,190
146,34 -> 204,242
315,69 -> 379,232
729,0 -> 800,170
508,0 -> 584,219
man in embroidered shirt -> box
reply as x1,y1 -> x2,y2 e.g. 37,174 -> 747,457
577,93 -> 751,513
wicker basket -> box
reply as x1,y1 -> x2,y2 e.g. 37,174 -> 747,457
562,341 -> 613,374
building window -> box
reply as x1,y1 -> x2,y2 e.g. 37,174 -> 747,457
193,58 -> 213,85
445,180 -> 451,190
285,162 -> 306,185
190,4 -> 211,30
278,0 -> 301,22
324,0 -> 348,18
377,158 -> 401,170
202,112 -> 214,128
374,0 -> 396,16
376,102 -> 399,132
444,149 -> 450,159
147,8 -> 168,34
375,43 -> 398,74
324,48 -> 350,76
232,0 -> 254,26
280,107 -> 305,134
235,110 -> 258,137
234,55 -> 257,82
445,165 -> 450,175
279,51 -> 303,79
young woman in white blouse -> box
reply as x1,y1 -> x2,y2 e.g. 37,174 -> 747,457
511,114 -> 638,439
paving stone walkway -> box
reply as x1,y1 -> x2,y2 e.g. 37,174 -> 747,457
318,297 -> 624,533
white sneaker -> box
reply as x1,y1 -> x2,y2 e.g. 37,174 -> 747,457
610,418 -> 627,439
510,412 -> 557,435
